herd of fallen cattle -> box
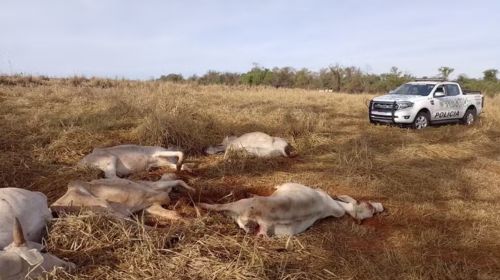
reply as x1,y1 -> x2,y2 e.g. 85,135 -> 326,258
0,131 -> 384,278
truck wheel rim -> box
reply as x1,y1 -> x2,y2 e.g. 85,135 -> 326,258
415,116 -> 428,129
467,113 -> 474,125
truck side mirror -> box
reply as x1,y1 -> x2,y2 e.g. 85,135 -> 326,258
434,92 -> 445,97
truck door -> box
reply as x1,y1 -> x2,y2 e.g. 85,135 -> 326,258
432,84 -> 462,120
445,84 -> 467,118
431,85 -> 447,121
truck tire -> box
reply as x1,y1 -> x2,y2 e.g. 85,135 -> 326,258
412,111 -> 430,129
461,108 -> 476,126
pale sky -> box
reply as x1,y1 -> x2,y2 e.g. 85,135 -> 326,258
1,0 -> 499,79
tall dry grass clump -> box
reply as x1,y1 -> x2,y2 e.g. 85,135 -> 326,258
1,79 -> 499,279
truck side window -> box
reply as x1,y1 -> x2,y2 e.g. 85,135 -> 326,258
434,86 -> 445,96
445,84 -> 460,96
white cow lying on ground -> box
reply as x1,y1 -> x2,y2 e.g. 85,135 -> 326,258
51,174 -> 195,220
0,188 -> 52,248
204,132 -> 297,158
0,218 -> 75,279
79,144 -> 186,178
198,183 -> 383,236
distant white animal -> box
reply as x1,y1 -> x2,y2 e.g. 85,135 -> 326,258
51,174 -> 195,220
198,183 -> 383,236
204,132 -> 297,158
79,144 -> 186,178
0,188 -> 52,248
0,218 -> 75,279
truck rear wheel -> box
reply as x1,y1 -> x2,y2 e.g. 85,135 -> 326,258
461,108 -> 476,126
412,111 -> 429,129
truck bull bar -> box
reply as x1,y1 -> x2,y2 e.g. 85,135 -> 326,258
369,100 -> 398,124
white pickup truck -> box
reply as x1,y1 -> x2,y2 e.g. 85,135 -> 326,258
369,80 -> 484,129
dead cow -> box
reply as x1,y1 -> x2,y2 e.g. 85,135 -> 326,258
0,218 -> 75,279
51,174 -> 195,220
204,132 -> 297,158
198,183 -> 383,236
0,188 -> 52,249
79,144 -> 186,178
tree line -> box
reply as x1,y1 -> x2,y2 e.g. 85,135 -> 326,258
159,65 -> 500,95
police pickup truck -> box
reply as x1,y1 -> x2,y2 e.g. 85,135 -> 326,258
369,80 -> 484,129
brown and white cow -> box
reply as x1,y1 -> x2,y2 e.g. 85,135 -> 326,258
79,144 -> 187,178
198,183 -> 383,236
52,174 -> 195,220
0,188 -> 52,249
204,132 -> 297,158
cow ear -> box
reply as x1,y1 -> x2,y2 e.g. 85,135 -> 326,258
13,217 -> 27,247
27,241 -> 44,251
17,248 -> 44,266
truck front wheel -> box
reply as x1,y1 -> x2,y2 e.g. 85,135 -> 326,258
461,108 -> 476,126
412,111 -> 430,129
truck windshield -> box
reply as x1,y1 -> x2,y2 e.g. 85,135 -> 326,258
391,84 -> 435,96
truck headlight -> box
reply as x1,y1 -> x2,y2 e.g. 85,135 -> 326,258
395,101 -> 413,110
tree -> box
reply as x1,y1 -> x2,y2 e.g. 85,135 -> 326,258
240,65 -> 269,86
456,74 -> 469,84
483,69 -> 498,82
187,74 -> 198,82
390,66 -> 402,76
438,66 -> 454,80
159,73 -> 184,82
343,66 -> 364,93
328,64 -> 344,91
270,67 -> 295,88
219,72 -> 241,85
199,71 -> 223,85
294,68 -> 313,88
379,66 -> 411,92
262,70 -> 275,86
318,68 -> 335,90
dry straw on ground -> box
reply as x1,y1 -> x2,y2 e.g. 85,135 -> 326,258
1,77 -> 499,279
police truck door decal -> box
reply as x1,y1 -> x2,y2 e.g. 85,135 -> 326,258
435,96 -> 466,120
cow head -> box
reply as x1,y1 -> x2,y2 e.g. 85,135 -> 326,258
353,201 -> 384,221
0,218 -> 75,278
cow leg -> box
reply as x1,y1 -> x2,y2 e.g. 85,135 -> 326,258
198,199 -> 249,215
145,204 -> 182,220
153,180 -> 195,193
173,180 -> 195,192
153,151 -> 184,171
197,202 -> 228,211
96,155 -> 118,178
151,159 -> 192,172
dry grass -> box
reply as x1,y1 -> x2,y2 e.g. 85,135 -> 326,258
1,78 -> 500,279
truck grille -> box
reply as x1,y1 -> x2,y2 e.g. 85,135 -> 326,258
369,100 -> 396,124
372,102 -> 395,112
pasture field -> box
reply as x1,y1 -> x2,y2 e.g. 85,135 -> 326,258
1,77 -> 499,279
